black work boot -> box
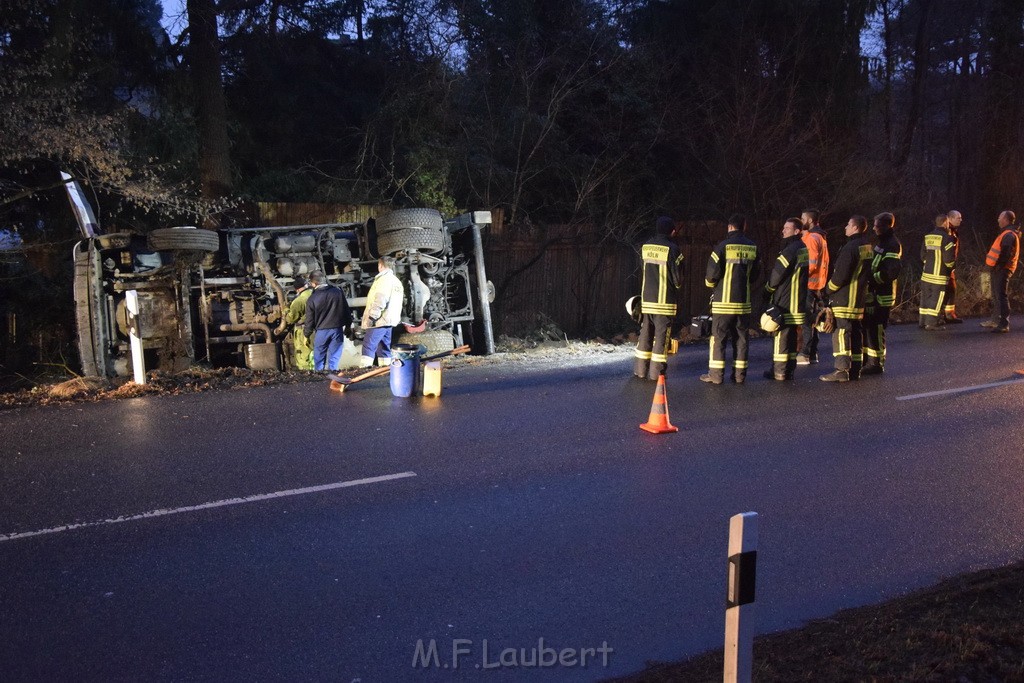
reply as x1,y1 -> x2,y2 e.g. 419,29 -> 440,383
860,363 -> 884,376
819,369 -> 850,382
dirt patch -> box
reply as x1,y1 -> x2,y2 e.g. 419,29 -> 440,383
0,338 -> 639,409
611,560 -> 1024,682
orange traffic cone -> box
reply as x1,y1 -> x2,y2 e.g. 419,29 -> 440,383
640,374 -> 679,434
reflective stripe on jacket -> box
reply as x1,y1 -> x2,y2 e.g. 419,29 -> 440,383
827,233 -> 873,319
801,227 -> 830,291
985,229 -> 1021,274
640,234 -> 684,315
920,227 -> 955,286
766,235 -> 808,325
869,229 -> 902,307
706,232 -> 760,315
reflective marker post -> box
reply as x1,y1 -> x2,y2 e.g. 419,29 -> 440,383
724,512 -> 758,683
125,290 -> 146,384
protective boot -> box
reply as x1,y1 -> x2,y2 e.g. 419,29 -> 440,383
819,369 -> 850,382
860,362 -> 884,376
359,355 -> 375,368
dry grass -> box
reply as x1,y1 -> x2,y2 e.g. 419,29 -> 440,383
47,376 -> 108,398
613,560 -> 1024,682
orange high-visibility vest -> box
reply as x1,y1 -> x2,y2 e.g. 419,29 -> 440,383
801,228 -> 829,291
985,229 -> 1020,274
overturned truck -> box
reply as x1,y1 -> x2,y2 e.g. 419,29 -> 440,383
67,178 -> 494,377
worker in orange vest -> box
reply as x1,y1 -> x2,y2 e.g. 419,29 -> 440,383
797,209 -> 830,365
982,210 -> 1020,333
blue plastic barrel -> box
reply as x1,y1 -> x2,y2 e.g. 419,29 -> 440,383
389,343 -> 424,397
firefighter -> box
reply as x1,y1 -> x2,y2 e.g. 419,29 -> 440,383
981,210 -> 1021,333
820,215 -> 873,382
919,214 -> 956,331
862,212 -> 902,375
797,209 -> 830,365
285,275 -> 314,370
701,213 -> 759,385
943,210 -> 963,323
763,217 -> 808,381
633,216 -> 684,380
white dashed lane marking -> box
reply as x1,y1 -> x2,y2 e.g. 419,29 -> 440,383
896,378 -> 1024,401
0,472 -> 418,543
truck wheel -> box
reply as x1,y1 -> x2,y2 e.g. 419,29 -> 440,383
376,208 -> 443,234
148,227 -> 220,252
395,329 -> 456,355
377,228 -> 445,255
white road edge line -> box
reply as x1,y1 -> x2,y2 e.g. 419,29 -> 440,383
0,471 -> 418,543
896,378 -> 1024,401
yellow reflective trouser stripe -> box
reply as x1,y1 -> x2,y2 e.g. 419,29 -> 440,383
735,360 -> 748,369
783,314 -> 806,324
943,304 -> 955,312
922,273 -> 949,285
651,353 -> 668,363
921,291 -> 947,316
865,348 -> 880,357
836,330 -> 850,357
634,350 -> 652,360
773,334 -> 787,362
709,336 -> 725,369
876,296 -> 895,306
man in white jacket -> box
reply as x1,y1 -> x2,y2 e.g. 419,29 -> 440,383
360,256 -> 405,367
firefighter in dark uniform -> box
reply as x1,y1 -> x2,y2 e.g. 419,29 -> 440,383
919,213 -> 956,331
701,213 -> 759,385
982,210 -> 1021,333
633,216 -> 684,379
943,210 -> 963,323
862,212 -> 902,375
763,217 -> 808,381
821,215 -> 873,382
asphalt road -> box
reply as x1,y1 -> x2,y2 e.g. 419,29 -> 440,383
2,322 -> 1024,682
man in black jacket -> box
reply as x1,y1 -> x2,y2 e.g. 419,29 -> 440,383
763,217 -> 808,380
702,213 -> 759,385
862,212 -> 902,374
918,213 -> 955,331
634,216 -> 684,379
304,270 -> 352,371
821,216 -> 873,382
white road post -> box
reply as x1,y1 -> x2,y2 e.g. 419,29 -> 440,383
724,511 -> 758,683
125,290 -> 146,384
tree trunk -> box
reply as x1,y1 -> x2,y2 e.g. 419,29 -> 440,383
186,0 -> 233,211
894,0 -> 933,168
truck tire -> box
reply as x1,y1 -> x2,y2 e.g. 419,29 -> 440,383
395,329 -> 456,355
148,227 -> 220,252
377,208 -> 443,234
377,228 -> 445,255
